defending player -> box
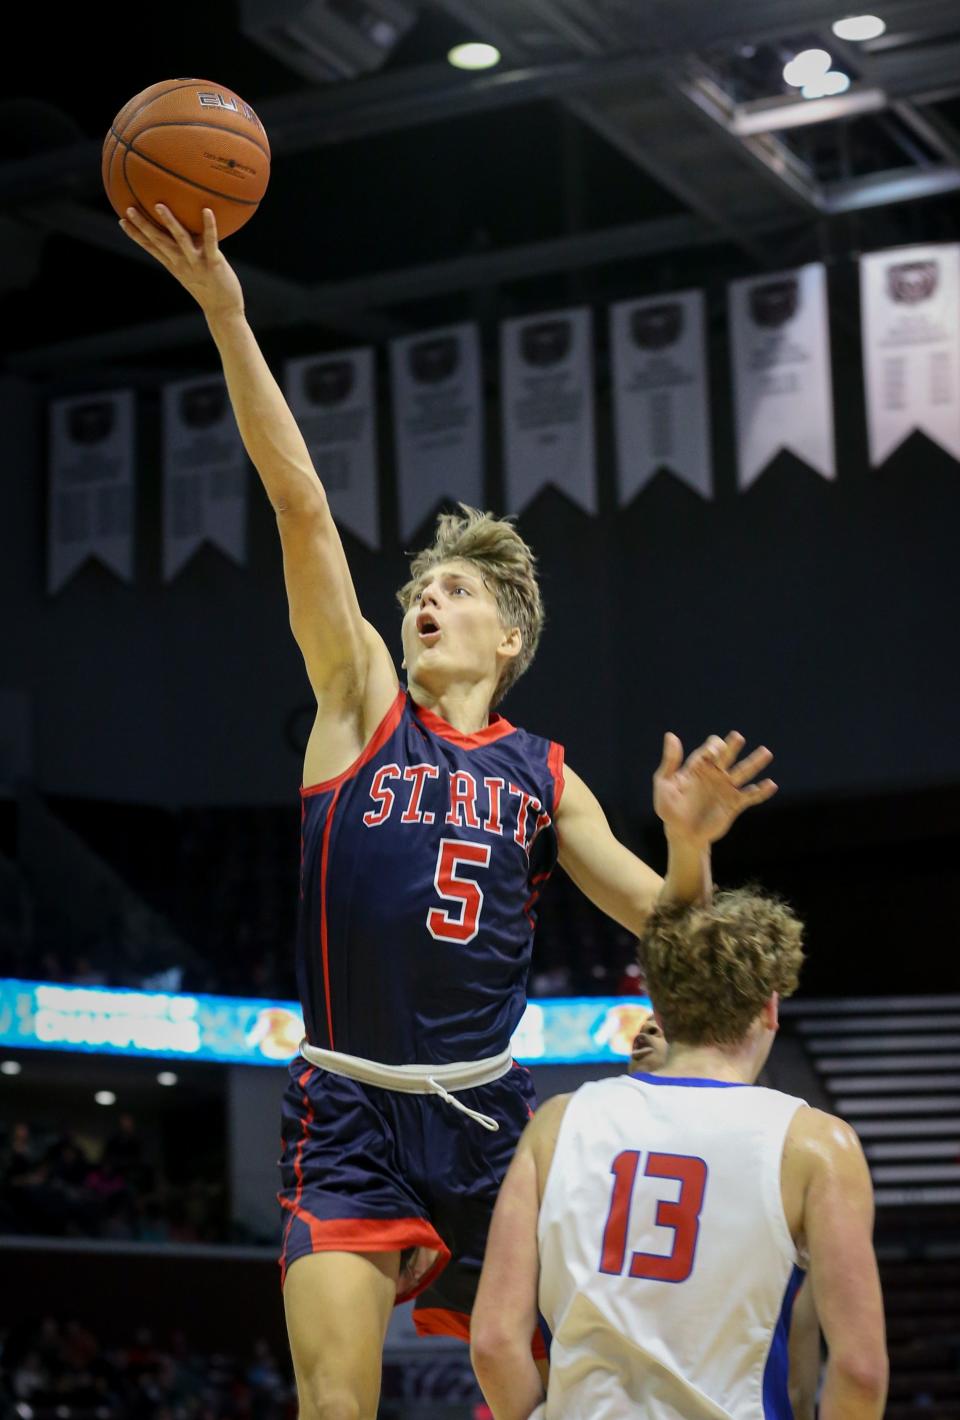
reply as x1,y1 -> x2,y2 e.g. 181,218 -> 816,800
473,890 -> 888,1419
627,1007 -> 821,1417
119,204 -> 779,1420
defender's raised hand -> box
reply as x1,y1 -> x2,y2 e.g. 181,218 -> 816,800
654,731 -> 777,848
119,204 -> 243,321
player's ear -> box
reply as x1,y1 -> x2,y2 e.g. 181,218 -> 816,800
498,626 -> 522,660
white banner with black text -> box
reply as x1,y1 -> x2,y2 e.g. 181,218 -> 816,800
286,349 -> 379,549
610,290 -> 712,501
47,391 -> 135,594
162,376 -> 248,582
501,307 -> 597,515
729,263 -> 836,489
861,243 -> 960,466
390,324 -> 483,542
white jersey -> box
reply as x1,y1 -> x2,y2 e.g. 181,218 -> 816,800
536,1072 -> 807,1420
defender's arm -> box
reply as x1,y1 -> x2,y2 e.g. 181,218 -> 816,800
795,1112 -> 888,1420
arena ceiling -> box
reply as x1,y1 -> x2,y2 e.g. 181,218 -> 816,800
3,0 -> 960,381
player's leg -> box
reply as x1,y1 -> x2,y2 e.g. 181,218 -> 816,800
413,1066 -> 548,1369
283,1249 -> 399,1420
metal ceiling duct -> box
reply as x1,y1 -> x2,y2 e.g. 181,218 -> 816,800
240,0 -> 418,83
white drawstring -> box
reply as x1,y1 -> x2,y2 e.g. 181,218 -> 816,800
427,1076 -> 500,1132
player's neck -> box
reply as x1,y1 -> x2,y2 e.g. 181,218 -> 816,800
658,1042 -> 760,1086
408,677 -> 497,736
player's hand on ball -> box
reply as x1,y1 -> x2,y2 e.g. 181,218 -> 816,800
119,205 -> 244,321
653,732 -> 777,848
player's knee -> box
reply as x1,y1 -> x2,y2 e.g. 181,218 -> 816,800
296,1380 -> 364,1420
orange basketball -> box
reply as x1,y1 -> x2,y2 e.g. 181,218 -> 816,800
102,79 -> 270,240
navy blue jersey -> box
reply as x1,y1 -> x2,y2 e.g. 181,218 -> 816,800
296,688 -> 564,1066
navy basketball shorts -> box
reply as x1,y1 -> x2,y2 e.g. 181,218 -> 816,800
278,1057 -> 543,1348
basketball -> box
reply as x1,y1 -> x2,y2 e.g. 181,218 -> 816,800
102,79 -> 270,240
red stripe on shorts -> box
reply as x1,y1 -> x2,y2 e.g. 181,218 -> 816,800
414,1307 -> 548,1358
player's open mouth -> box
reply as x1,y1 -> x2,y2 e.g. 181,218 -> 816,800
417,614 -> 441,644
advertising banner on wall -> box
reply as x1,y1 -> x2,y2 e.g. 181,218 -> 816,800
0,979 -> 653,1068
610,290 -> 712,501
162,376 -> 248,582
47,391 -> 135,593
286,348 -> 380,549
729,263 -> 836,489
390,324 -> 484,542
861,243 -> 960,466
502,307 -> 597,515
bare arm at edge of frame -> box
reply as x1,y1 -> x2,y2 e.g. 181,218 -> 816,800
785,1108 -> 888,1420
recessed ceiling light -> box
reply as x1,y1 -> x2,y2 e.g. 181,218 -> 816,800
783,49 -> 833,87
94,1090 -> 116,1106
447,42 -> 501,71
0,1060 -> 22,1076
803,70 -> 852,98
832,14 -> 886,41
157,1071 -> 178,1087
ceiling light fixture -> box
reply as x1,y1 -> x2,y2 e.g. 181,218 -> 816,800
832,15 -> 887,41
802,70 -> 852,98
447,42 -> 501,71
783,49 -> 833,88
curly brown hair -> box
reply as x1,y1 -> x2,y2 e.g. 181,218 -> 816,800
637,889 -> 805,1046
396,505 -> 544,706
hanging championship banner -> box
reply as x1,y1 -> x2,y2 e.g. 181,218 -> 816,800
729,263 -> 836,489
610,290 -> 712,501
861,243 -> 960,466
285,348 -> 379,550
502,307 -> 597,515
390,323 -> 483,542
162,376 -> 248,582
47,391 -> 135,594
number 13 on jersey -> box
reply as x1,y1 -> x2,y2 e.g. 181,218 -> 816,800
599,1149 -> 708,1283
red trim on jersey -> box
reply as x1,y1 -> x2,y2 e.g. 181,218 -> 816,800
279,1066 -> 317,1284
413,1307 -> 548,1359
280,1211 -> 451,1303
318,787 -> 340,1048
412,698 -> 517,749
547,741 -> 565,815
301,686 -> 406,797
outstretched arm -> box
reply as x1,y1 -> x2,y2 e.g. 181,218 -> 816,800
555,733 -> 777,934
119,205 -> 397,721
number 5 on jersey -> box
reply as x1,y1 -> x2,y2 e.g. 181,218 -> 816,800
427,838 -> 492,944
600,1149 -> 708,1282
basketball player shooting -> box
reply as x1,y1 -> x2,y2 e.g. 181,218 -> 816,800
120,205 -> 780,1420
472,891 -> 888,1420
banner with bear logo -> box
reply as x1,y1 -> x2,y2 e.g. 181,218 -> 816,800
728,263 -> 836,489
501,307 -> 596,516
610,290 -> 712,501
860,243 -> 960,466
390,323 -> 484,543
162,376 -> 248,581
285,348 -> 379,549
47,391 -> 135,594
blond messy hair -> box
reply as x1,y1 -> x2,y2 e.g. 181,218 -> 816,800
397,505 -> 544,706
638,889 -> 805,1047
